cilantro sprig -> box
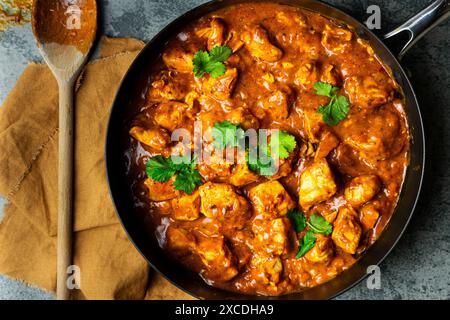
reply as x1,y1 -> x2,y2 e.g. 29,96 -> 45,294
247,130 -> 297,176
307,213 -> 333,236
145,156 -> 177,182
145,155 -> 203,195
246,151 -> 276,177
290,212 -> 334,258
287,209 -> 307,233
192,45 -> 232,78
210,121 -> 297,177
211,121 -> 245,150
270,130 -> 297,159
314,82 -> 350,126
296,230 -> 317,259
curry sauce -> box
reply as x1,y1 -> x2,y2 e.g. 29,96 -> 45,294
122,2 -> 409,296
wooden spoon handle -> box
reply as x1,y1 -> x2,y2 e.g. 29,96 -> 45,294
57,80 -> 74,300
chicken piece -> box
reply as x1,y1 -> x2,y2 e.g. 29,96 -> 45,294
228,234 -> 253,269
294,61 -> 319,90
295,61 -> 340,90
321,24 -> 353,54
269,158 -> 295,180
207,17 -> 226,51
269,148 -> 297,180
330,143 -> 375,177
332,206 -> 362,254
147,71 -> 189,102
197,19 -> 242,52
255,86 -> 293,120
248,181 -> 296,218
162,47 -> 194,73
184,90 -> 199,108
197,145 -> 234,181
196,108 -> 225,143
304,234 -> 334,263
195,232 -> 239,282
344,74 -> 394,109
344,175 -> 381,207
297,32 -> 323,59
302,107 -> 324,143
261,72 -> 275,86
311,203 -> 338,224
171,191 -> 201,221
315,131 -> 340,160
201,68 -> 238,100
250,255 -> 283,285
197,161 -> 233,182
198,93 -> 224,110
299,140 -> 316,159
199,182 -> 251,230
225,30 -> 244,53
268,159 -> 293,180
241,25 -> 283,62
276,10 -> 307,27
252,217 -> 292,256
299,159 -> 337,210
166,226 -> 195,251
144,177 -> 179,202
226,107 -> 260,130
360,201 -> 381,230
129,126 -> 170,151
229,163 -> 260,187
170,139 -> 193,159
342,108 -> 404,160
154,101 -> 195,132
320,63 -> 341,86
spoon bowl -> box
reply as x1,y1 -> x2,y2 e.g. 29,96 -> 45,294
32,0 -> 97,82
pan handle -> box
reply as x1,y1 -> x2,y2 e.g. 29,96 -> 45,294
383,0 -> 450,59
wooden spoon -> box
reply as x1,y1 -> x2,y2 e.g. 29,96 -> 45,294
31,0 -> 97,300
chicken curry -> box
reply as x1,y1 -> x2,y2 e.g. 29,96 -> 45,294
123,2 -> 409,296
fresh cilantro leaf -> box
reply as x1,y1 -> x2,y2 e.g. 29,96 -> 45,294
212,120 -> 275,176
192,45 -> 232,78
211,124 -> 296,177
332,95 -> 350,122
246,130 -> 296,176
192,50 -> 210,78
211,121 -> 245,149
317,95 -> 350,126
173,170 -> 203,195
296,230 -> 317,258
145,155 -> 176,182
287,209 -> 307,232
246,152 -> 276,176
270,131 -> 297,159
313,81 -> 338,97
205,61 -> 226,78
314,81 -> 350,126
307,213 -> 333,236
209,46 -> 233,63
145,155 -> 203,194
317,101 -> 334,125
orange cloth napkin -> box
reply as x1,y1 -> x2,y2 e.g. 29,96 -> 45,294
0,37 -> 192,300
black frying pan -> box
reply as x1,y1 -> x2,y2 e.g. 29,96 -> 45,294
106,0 -> 449,299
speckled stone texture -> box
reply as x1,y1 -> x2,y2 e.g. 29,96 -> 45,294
0,0 -> 448,300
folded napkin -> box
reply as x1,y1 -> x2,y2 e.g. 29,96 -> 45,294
0,37 -> 192,300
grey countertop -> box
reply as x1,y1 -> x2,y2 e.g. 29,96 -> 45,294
0,0 -> 449,300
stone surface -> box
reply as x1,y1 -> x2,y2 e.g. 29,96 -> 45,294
0,0 -> 448,300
